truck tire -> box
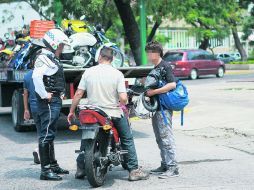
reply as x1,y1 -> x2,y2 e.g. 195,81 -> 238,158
12,89 -> 25,132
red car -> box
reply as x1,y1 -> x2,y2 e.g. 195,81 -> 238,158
163,49 -> 225,80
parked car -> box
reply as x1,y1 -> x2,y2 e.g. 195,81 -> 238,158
230,52 -> 241,61
163,49 -> 225,80
215,53 -> 235,63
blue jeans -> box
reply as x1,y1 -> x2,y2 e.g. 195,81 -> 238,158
37,97 -> 62,143
31,112 -> 40,141
77,116 -> 139,171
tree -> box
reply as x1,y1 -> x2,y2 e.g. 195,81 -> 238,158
225,1 -> 248,61
241,0 -> 254,59
171,0 -> 233,50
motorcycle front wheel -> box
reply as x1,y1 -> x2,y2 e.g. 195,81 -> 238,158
84,130 -> 109,187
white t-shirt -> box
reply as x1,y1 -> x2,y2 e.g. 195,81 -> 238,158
78,64 -> 126,118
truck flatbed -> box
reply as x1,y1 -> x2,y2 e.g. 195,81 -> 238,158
0,66 -> 153,83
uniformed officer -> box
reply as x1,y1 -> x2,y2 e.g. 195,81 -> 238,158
32,29 -> 70,181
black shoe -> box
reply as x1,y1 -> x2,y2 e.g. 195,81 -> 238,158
39,142 -> 62,181
150,165 -> 167,174
51,164 -> 69,175
75,164 -> 86,179
33,150 -> 40,164
49,141 -> 69,175
158,166 -> 179,179
40,168 -> 62,181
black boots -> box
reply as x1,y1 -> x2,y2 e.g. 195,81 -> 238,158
39,142 -> 62,181
49,141 -> 69,175
49,141 -> 69,174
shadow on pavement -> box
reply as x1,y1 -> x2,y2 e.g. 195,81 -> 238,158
179,158 -> 232,165
55,167 -> 128,189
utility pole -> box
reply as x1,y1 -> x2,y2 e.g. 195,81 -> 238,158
139,0 -> 147,65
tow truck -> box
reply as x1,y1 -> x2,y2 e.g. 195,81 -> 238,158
0,66 -> 152,132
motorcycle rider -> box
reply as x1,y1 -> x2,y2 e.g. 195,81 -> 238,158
32,29 -> 69,181
145,41 -> 179,179
67,46 -> 149,181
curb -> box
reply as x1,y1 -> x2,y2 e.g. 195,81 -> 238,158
225,64 -> 254,70
225,70 -> 254,75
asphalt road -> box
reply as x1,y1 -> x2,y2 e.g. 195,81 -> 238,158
0,71 -> 253,190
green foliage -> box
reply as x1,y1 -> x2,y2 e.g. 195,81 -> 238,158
229,60 -> 254,64
181,0 -> 238,42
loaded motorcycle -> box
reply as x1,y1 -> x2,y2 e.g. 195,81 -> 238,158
9,39 -> 44,70
9,20 -> 124,70
0,33 -> 15,66
61,21 -> 124,68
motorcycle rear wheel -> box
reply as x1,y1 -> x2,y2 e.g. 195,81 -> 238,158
84,131 -> 109,187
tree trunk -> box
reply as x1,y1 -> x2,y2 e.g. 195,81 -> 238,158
147,21 -> 161,42
232,26 -> 247,61
114,0 -> 141,65
199,37 -> 210,50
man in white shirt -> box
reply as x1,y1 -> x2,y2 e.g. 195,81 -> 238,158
32,29 -> 69,181
68,46 -> 149,181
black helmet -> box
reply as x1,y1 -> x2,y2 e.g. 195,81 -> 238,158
141,93 -> 158,112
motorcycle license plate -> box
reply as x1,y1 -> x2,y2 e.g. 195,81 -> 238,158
81,126 -> 99,139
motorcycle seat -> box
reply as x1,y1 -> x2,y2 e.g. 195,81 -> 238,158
78,105 -> 111,119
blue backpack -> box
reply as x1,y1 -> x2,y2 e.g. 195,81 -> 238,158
158,80 -> 189,126
158,80 -> 189,111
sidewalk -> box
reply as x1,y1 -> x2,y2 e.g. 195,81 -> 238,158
225,70 -> 254,75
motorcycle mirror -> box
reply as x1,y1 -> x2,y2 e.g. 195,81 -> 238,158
80,15 -> 86,21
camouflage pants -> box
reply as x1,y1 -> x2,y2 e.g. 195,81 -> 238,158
152,110 -> 177,168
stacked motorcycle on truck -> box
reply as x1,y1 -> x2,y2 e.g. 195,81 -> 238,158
0,17 -> 124,71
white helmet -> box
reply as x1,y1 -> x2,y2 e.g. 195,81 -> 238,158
43,29 -> 70,52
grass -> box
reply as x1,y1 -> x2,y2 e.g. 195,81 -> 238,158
229,60 -> 254,64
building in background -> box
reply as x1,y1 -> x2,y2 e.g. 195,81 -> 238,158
158,18 -> 248,55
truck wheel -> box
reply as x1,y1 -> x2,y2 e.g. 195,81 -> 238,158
12,89 -> 25,132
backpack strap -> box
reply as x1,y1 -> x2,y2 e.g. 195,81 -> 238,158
159,98 -> 170,128
159,97 -> 185,127
181,109 -> 184,126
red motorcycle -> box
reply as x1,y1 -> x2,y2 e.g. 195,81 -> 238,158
70,89 -> 140,187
